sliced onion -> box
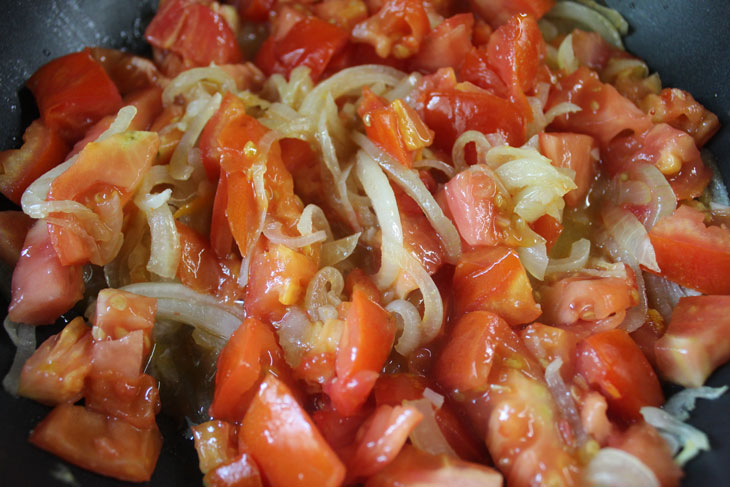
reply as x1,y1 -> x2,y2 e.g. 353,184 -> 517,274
451,130 -> 498,172
601,206 -> 659,272
386,299 -> 422,356
162,66 -> 236,106
423,387 -> 444,409
321,233 -> 361,267
405,398 -> 458,457
120,282 -> 244,339
136,189 -> 181,279
573,0 -> 629,34
385,72 -> 422,103
2,318 -> 36,396
517,242 -> 548,280
665,386 -> 728,421
544,102 -> 581,125
629,164 -> 677,229
354,133 -> 461,262
545,358 -> 586,447
582,448 -> 659,487
704,150 -> 730,206
546,1 -> 624,49
641,406 -> 710,466
263,219 -> 327,249
274,307 -> 311,367
412,158 -> 456,179
643,272 -> 698,322
620,262 -> 648,333
304,267 -> 344,321
170,92 -> 222,180
547,238 -> 591,274
557,33 -> 579,73
297,204 -> 334,241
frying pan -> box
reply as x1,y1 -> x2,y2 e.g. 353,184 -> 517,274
0,0 -> 729,485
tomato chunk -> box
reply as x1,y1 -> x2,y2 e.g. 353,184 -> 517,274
538,132 -> 597,208
8,220 -> 84,325
29,404 -> 162,483
453,246 -> 541,325
90,330 -> 146,380
0,120 -> 70,204
92,288 -> 157,357
241,374 -> 346,487
655,295 -> 730,387
351,0 -> 429,59
27,50 -> 122,142
640,87 -> 720,147
576,329 -> 663,422
192,420 -> 240,475
411,14 -> 475,72
18,317 -> 92,405
0,211 -> 34,266
648,205 -> 730,294
444,167 -> 501,247
520,322 -> 579,377
469,0 -> 554,28
205,453 -> 263,487
84,372 -> 161,430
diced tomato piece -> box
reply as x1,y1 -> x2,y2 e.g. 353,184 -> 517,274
640,87 -> 720,147
204,453 -> 263,487
177,221 -> 243,303
469,0 -> 554,28
145,0 -> 242,71
348,404 -> 423,479
0,211 -> 34,265
313,0 -> 369,31
570,29 -> 625,71
255,16 -> 348,81
327,287 -> 396,415
29,404 -> 162,483
655,295 -> 730,387
529,214 -> 563,252
238,0 -> 275,22
547,67 -> 652,148
608,423 -> 683,487
0,120 -> 70,204
312,402 -> 371,450
520,323 -> 579,376
458,47 -> 509,98
366,445 -> 502,487
648,205 -> 730,294
210,171 -> 235,258
453,246 -> 541,325
577,329 -> 663,421
210,318 -> 288,422
200,91 -> 252,181
84,372 -> 161,430
411,14 -> 475,72
192,420 -> 239,475
8,220 -> 84,325
18,317 -> 91,405
88,47 -> 165,95
149,104 -> 185,165
399,197 -> 446,275
629,309 -> 666,366
241,374 -> 346,487
539,273 -> 638,337
351,0 -> 429,59
423,87 -> 526,151
538,132 -> 597,207
345,268 -> 382,304
27,50 -> 123,142
92,288 -> 157,356
444,167 -> 502,247
90,330 -> 146,380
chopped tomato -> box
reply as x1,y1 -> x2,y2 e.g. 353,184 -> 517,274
608,422 -> 683,487
444,167 -> 502,247
149,104 -> 185,165
241,374 -> 346,487
327,287 -> 396,415
0,211 -> 33,265
520,322 -> 579,377
237,0 -> 276,22
351,0 -> 429,59
576,329 -> 663,422
529,214 -> 563,252
313,0 -> 369,31
29,404 -> 162,483
648,205 -> 730,294
90,330 -> 146,380
312,402 -> 371,450
210,318 -> 288,422
538,132 -> 597,208
18,317 -> 91,405
177,221 -> 243,303
210,171 -> 235,258
192,420 -> 239,475
365,445 -> 502,487
47,131 -> 160,266
204,453 -> 263,487
469,0 -> 554,28
570,29 -> 625,71
92,288 -> 157,357
458,47 -> 509,98
453,246 -> 541,326
145,0 -> 242,74
88,47 -> 165,95
423,86 -> 526,151
255,16 -> 348,81
348,404 -> 423,479
8,220 -> 84,325
629,309 -> 666,366
84,372 -> 161,430
411,14 -> 475,72
0,120 -> 69,204
26,50 -> 123,142
547,66 -> 653,148
640,87 -> 720,147
244,243 -> 317,323
655,295 -> 730,388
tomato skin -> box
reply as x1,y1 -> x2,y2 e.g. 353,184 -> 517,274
648,205 -> 730,294
469,0 -> 554,29
255,16 -> 348,81
453,246 -> 541,326
365,445 -> 502,487
444,167 -> 501,247
411,14 -> 475,72
576,329 -> 663,422
241,374 -> 346,487
528,214 -> 563,252
351,0 -> 429,59
18,317 -> 92,405
92,288 -> 157,357
210,318 -> 288,422
84,372 -> 161,430
29,403 -> 162,483
27,50 -> 123,142
538,132 -> 597,208
145,0 -> 242,72
0,211 -> 34,266
8,220 -> 84,325
655,295 -> 730,388
0,120 -> 70,205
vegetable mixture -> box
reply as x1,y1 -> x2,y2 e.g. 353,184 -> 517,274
1,0 -> 728,485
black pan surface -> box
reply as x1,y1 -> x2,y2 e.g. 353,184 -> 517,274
0,0 -> 729,485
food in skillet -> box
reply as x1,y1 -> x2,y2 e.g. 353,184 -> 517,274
1,0 -> 729,485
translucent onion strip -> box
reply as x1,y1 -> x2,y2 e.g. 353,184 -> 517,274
321,233 -> 361,267
120,282 -> 245,339
546,1 -> 624,49
297,204 -> 334,241
641,406 -> 711,466
405,398 -> 458,457
135,189 -> 181,279
602,206 -> 659,272
169,92 -> 222,180
545,358 -> 586,447
263,219 -> 327,249
304,267 -> 344,321
386,299 -> 422,356
546,238 -> 591,274
2,318 -> 36,396
582,448 -> 659,487
517,242 -> 549,280
162,66 -> 236,106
